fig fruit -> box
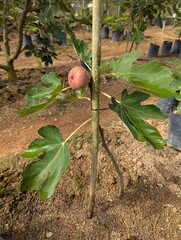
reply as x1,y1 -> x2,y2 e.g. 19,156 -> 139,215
68,66 -> 90,90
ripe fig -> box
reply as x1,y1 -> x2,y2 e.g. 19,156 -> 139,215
68,66 -> 90,90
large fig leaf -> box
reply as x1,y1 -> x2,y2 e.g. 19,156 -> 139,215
129,61 -> 180,98
110,50 -> 141,80
20,125 -> 70,199
109,90 -> 168,149
109,50 -> 180,99
17,72 -> 62,116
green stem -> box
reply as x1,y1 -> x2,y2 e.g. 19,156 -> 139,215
3,0 -> 11,60
62,86 -> 71,92
79,97 -> 91,101
125,0 -> 134,53
100,91 -> 112,99
63,118 -> 92,143
100,91 -> 119,103
81,60 -> 92,71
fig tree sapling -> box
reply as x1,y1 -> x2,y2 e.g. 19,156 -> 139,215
68,66 -> 90,90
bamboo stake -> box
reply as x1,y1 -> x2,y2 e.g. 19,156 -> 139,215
87,0 -> 102,218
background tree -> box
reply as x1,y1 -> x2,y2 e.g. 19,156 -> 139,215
0,0 -> 91,80
0,0 -> 33,80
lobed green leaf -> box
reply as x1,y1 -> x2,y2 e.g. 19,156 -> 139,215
20,125 -> 70,200
109,90 -> 168,149
17,72 -> 63,116
109,50 -> 180,99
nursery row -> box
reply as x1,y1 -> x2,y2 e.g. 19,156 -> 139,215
148,40 -> 181,58
101,27 -> 181,59
22,31 -> 67,48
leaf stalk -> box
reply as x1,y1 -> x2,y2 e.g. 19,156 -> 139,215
63,118 -> 92,143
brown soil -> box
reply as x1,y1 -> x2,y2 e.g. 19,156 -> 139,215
0,26 -> 181,240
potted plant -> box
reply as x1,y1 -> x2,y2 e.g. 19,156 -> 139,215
101,25 -> 109,39
155,97 -> 179,115
155,60 -> 181,150
171,28 -> 181,54
103,12 -> 129,42
160,40 -> 173,56
101,0 -> 110,39
148,42 -> 160,58
167,63 -> 181,150
167,109 -> 181,150
22,35 -> 33,48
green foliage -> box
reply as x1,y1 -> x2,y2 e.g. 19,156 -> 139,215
58,88 -> 87,102
129,62 -> 180,98
73,5 -> 92,26
38,0 -> 74,22
17,72 -> 63,116
39,1 -> 61,22
166,59 -> 181,105
17,70 -> 89,117
68,29 -> 92,68
167,59 -> 181,65
20,125 -> 70,200
18,46 -> 180,199
109,50 -> 180,99
103,12 -> 129,31
38,0 -> 92,26
131,28 -> 144,45
109,50 -> 141,78
0,0 -> 24,28
119,0 -> 180,26
109,90 -> 168,149
175,28 -> 181,39
24,39 -> 57,66
46,23 -> 64,41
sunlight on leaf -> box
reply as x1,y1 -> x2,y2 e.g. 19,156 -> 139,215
20,125 -> 70,199
109,51 -> 180,99
110,50 -> 141,80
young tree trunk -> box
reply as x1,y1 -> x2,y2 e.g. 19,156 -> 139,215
1,0 -> 32,80
7,62 -> 18,81
0,62 -> 18,81
88,0 -> 102,218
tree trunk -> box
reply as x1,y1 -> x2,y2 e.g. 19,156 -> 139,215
2,0 -> 32,81
88,0 -> 102,218
7,62 -> 18,81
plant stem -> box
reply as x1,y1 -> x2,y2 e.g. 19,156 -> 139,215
79,97 -> 91,101
125,0 -> 134,53
100,91 -> 112,99
10,0 -> 32,62
62,86 -> 71,92
3,0 -> 11,61
2,0 -> 32,80
88,0 -> 102,218
129,41 -> 134,52
100,91 -> 119,103
63,118 -> 92,143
